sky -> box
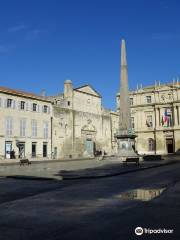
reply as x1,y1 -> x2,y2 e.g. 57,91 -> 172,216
0,0 -> 180,110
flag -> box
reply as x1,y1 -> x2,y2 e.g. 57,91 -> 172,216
162,109 -> 171,127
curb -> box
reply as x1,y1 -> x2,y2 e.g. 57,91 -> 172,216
61,160 -> 179,180
5,175 -> 62,181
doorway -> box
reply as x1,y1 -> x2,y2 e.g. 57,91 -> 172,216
43,142 -> 47,157
166,139 -> 174,153
5,141 -> 12,159
32,142 -> 36,157
18,142 -> 25,158
85,139 -> 94,156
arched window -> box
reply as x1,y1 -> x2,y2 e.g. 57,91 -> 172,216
148,138 -> 155,151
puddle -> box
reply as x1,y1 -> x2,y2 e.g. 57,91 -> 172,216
117,188 -> 166,201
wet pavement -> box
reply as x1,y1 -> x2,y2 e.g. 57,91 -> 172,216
118,187 -> 166,201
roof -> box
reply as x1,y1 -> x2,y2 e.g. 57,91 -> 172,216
74,84 -> 102,98
116,81 -> 180,96
0,86 -> 51,103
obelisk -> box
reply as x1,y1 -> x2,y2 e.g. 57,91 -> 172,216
119,39 -> 131,134
115,39 -> 137,158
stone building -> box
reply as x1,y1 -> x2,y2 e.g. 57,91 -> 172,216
48,80 -> 113,159
116,81 -> 180,155
0,87 -> 52,160
0,79 -> 180,161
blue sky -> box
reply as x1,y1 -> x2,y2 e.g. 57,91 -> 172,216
0,0 -> 180,110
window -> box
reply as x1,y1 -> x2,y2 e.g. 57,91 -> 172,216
5,117 -> 13,136
20,119 -> 26,137
130,98 -> 133,106
148,138 -> 155,151
43,142 -> 48,157
146,115 -> 153,127
32,142 -> 36,157
146,96 -> 152,103
131,117 -> 135,128
43,105 -> 48,113
67,101 -> 70,106
43,121 -> 48,139
20,101 -> 25,110
31,120 -> 37,137
7,99 -> 12,108
33,103 -> 37,112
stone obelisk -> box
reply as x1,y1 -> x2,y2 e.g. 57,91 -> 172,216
115,39 -> 137,158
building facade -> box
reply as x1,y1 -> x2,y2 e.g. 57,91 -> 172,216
0,87 -> 52,160
116,81 -> 180,155
48,80 -> 112,159
0,80 -> 180,161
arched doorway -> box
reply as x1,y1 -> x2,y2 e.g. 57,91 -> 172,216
81,120 -> 97,157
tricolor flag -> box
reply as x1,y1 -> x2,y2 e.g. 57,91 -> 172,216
161,109 -> 171,127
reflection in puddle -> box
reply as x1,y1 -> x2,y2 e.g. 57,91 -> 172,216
117,188 -> 166,201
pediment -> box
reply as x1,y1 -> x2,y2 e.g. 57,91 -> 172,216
74,85 -> 101,97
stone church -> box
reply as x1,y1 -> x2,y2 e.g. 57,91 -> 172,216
48,80 -> 115,159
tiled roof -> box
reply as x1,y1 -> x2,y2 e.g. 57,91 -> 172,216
0,86 -> 50,102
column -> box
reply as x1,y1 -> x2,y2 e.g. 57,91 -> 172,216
155,108 -> 159,128
177,106 -> 179,125
173,105 -> 178,126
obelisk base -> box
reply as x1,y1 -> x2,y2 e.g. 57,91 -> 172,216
115,134 -> 138,161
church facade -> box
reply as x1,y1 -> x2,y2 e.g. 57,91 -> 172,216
48,80 -> 113,159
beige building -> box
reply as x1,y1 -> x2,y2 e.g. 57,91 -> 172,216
0,87 -> 52,160
116,81 -> 180,155
49,80 -> 112,159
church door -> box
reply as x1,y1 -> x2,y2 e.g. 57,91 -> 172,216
85,139 -> 94,156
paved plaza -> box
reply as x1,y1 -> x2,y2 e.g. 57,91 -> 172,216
0,156 -> 179,180
0,161 -> 180,240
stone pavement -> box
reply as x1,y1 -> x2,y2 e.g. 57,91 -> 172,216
0,156 -> 179,180
0,162 -> 180,240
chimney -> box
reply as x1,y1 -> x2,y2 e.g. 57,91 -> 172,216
40,90 -> 46,97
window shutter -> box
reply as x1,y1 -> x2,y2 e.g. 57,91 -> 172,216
18,101 -> 21,110
48,106 -> 50,114
0,98 -> 1,107
38,105 -> 40,112
42,105 -> 44,113
26,102 -> 29,111
4,99 -> 7,108
13,100 -> 16,109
